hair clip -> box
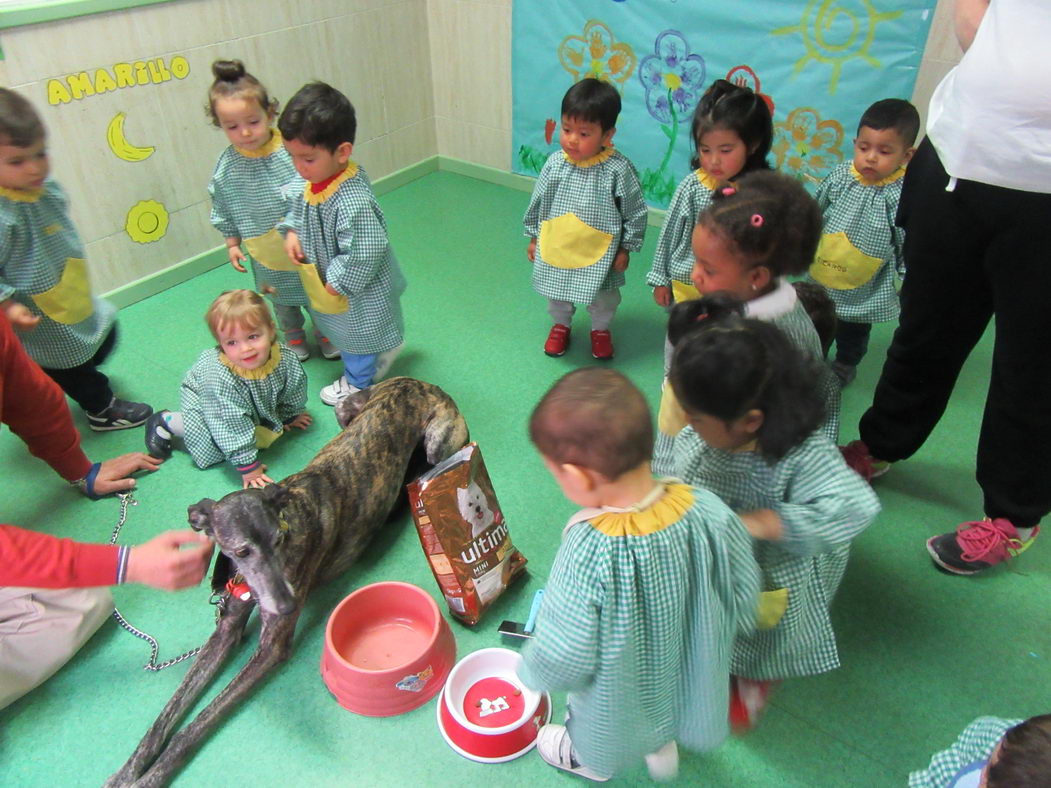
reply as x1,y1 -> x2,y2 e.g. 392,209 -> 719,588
721,186 -> 736,196
694,312 -> 710,323
751,213 -> 764,227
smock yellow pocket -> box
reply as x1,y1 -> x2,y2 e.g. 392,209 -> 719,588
671,280 -> 701,303
245,229 -> 300,272
809,232 -> 882,290
298,263 -> 348,315
538,212 -> 613,269
756,588 -> 789,630
254,425 -> 283,449
31,257 -> 92,325
657,380 -> 688,438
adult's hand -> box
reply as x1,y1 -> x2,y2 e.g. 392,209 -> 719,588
91,452 -> 164,496
125,531 -> 214,590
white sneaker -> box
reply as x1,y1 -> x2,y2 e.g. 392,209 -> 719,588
645,741 -> 679,781
535,724 -> 608,782
320,376 -> 361,406
374,342 -> 404,381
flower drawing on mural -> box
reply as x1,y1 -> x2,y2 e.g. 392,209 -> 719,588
636,29 -> 706,205
558,19 -> 636,88
725,65 -> 775,117
772,107 -> 845,185
773,0 -> 903,94
639,30 -> 706,126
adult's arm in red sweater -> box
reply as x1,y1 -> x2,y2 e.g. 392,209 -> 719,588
0,313 -> 117,586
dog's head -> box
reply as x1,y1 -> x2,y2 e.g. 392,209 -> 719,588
456,480 -> 495,539
189,485 -> 298,616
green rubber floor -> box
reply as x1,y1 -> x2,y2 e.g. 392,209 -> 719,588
2,171 -> 1047,787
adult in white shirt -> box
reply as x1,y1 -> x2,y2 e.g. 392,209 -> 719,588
842,0 -> 1051,575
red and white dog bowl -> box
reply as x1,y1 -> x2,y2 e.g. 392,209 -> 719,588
436,647 -> 551,763
321,581 -> 455,717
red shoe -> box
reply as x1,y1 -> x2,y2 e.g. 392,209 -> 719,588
840,440 -> 891,482
729,676 -> 777,733
544,324 -> 570,357
590,329 -> 614,360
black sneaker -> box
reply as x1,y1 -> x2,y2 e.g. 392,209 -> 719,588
830,360 -> 857,387
144,410 -> 173,458
87,397 -> 153,432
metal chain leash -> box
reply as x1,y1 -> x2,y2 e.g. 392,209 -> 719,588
108,492 -> 204,671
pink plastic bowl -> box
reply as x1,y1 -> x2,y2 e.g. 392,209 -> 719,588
321,581 -> 455,717
436,647 -> 552,763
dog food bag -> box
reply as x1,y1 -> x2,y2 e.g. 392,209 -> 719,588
407,443 -> 527,625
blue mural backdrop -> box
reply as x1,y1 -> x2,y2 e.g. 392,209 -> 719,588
511,1 -> 936,206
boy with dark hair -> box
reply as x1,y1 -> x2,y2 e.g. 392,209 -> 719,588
0,88 -> 152,430
807,97 -> 919,386
520,368 -> 760,781
523,78 -> 647,360
278,82 -> 405,405
859,98 -> 921,150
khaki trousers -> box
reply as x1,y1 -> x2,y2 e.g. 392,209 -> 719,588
0,586 -> 113,710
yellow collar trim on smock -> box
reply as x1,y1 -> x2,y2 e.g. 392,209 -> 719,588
219,343 -> 281,380
303,162 -> 359,205
695,169 -> 721,191
563,147 -> 615,169
850,162 -> 906,187
235,129 -> 283,159
0,184 -> 43,202
590,483 -> 695,537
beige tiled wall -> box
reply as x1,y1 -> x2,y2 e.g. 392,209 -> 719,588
913,0 -> 964,136
1,0 -> 958,294
0,0 -> 436,294
427,0 -> 511,171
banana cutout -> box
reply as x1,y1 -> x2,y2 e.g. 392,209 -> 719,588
107,112 -> 155,162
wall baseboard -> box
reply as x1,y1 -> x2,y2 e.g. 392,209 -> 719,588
103,154 -> 666,307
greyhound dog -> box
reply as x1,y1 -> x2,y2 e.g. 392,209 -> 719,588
105,377 -> 468,788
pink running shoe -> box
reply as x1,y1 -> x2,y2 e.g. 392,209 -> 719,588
927,519 -> 1039,575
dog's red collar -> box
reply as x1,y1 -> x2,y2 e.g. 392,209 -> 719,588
226,575 -> 252,601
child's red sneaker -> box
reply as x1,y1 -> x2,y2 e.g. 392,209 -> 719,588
729,676 -> 777,733
590,329 -> 614,360
544,324 -> 570,357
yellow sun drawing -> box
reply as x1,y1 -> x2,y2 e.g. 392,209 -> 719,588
773,0 -> 902,94
125,199 -> 169,244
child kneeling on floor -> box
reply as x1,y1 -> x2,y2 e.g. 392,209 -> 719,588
518,367 -> 761,781
144,289 -> 311,488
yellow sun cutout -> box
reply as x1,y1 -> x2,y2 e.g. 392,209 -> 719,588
125,199 -> 169,244
773,0 -> 902,94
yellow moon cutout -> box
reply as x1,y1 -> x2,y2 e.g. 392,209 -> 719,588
107,112 -> 155,162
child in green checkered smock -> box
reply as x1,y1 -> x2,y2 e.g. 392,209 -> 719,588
667,310 -> 879,730
909,715 -> 1051,787
0,88 -> 150,431
647,79 -> 773,372
277,82 -> 405,407
652,172 -> 839,477
144,290 -> 310,489
523,78 -> 647,361
206,61 -> 324,362
519,368 -> 761,782
807,99 -> 919,386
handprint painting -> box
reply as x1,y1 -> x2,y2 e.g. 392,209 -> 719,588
512,0 -> 934,204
